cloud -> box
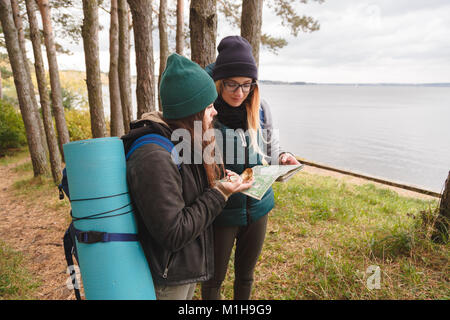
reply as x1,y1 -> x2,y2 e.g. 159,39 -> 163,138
52,1 -> 450,83
259,0 -> 450,82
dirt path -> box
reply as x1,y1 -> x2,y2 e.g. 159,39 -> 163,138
0,158 -> 74,300
0,157 -> 437,300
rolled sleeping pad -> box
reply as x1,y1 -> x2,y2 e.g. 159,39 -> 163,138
63,137 -> 156,300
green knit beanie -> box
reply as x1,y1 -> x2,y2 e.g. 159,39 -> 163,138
160,53 -> 218,120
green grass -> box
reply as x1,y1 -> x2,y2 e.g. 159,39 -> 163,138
206,171 -> 448,300
0,147 -> 29,166
0,241 -> 40,300
2,149 -> 448,300
12,161 -> 33,173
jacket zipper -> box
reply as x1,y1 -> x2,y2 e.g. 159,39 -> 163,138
162,253 -> 174,279
242,133 -> 251,225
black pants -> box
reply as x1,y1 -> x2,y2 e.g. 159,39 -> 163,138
201,214 -> 268,300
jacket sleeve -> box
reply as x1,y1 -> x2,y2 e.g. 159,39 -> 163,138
126,144 -> 226,252
260,98 -> 292,164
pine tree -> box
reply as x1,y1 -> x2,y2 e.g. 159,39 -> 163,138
37,0 -> 70,157
176,0 -> 184,55
433,172 -> 450,243
109,0 -> 125,137
0,0 -> 48,176
118,0 -> 133,132
81,0 -> 107,138
241,0 -> 263,66
128,0 -> 156,117
25,0 -> 62,182
159,0 -> 169,109
189,0 -> 217,68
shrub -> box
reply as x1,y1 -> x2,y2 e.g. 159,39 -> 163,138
65,108 -> 92,141
0,99 -> 27,155
61,87 -> 85,110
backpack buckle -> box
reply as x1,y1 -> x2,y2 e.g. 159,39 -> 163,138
58,185 -> 65,200
77,231 -> 105,244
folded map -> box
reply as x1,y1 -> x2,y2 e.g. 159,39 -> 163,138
240,164 -> 304,200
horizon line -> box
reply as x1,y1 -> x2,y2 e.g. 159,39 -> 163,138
56,69 -> 450,86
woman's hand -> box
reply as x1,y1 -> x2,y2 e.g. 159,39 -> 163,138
279,153 -> 300,165
218,169 -> 254,195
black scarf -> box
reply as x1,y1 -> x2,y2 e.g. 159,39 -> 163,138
214,95 -> 248,130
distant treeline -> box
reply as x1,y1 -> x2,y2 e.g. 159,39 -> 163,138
259,80 -> 450,87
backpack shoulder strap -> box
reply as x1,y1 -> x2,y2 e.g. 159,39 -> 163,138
125,134 -> 181,170
259,108 -> 265,126
63,222 -> 82,300
58,168 -> 70,200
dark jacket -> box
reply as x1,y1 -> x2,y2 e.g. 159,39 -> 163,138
122,112 -> 227,286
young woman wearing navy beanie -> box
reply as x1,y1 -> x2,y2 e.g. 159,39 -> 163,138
202,36 -> 300,300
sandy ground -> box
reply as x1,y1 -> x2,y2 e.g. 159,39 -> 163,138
0,159 -> 438,300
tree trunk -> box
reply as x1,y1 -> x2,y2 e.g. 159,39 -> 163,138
128,0 -> 156,118
176,0 -> 184,55
37,0 -> 70,159
0,0 -> 48,176
109,0 -> 125,137
118,0 -> 133,132
11,0 -> 47,154
241,0 -> 263,67
0,64 -> 2,99
158,0 -> 169,110
25,0 -> 62,183
81,0 -> 107,138
189,0 -> 217,68
433,171 -> 450,243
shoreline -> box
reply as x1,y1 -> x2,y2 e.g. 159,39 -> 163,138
298,159 -> 440,200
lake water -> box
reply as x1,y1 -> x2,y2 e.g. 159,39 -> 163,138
102,84 -> 450,193
259,84 -> 450,193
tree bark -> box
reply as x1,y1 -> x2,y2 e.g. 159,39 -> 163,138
0,0 -> 48,176
11,0 -> 47,154
37,0 -> 70,158
25,0 -> 62,183
158,0 -> 169,110
81,0 -> 107,138
176,0 -> 184,55
118,0 -> 133,132
128,0 -> 156,118
433,171 -> 450,243
109,0 -> 125,137
241,0 -> 263,67
189,0 -> 217,68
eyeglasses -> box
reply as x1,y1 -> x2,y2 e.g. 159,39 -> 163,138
222,80 -> 257,93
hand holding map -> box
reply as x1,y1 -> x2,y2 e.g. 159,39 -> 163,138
240,164 -> 304,200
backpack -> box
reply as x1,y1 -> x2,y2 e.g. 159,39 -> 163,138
60,134 -> 181,300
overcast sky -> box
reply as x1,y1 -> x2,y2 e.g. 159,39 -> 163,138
55,0 -> 450,84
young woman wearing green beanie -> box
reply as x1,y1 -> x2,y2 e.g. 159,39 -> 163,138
122,53 -> 253,300
202,36 -> 300,300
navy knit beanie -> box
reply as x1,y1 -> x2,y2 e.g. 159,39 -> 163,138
212,36 -> 258,81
